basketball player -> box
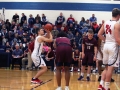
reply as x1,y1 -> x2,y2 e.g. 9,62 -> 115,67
53,31 -> 72,90
31,28 -> 53,84
78,29 -> 97,81
97,38 -> 115,82
98,8 -> 120,90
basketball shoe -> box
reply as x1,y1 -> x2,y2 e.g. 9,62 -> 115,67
78,76 -> 84,80
86,76 -> 90,81
98,85 -> 105,90
65,86 -> 69,90
55,87 -> 62,90
31,78 -> 43,84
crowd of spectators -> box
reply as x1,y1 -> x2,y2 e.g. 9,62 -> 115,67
0,12 -> 104,71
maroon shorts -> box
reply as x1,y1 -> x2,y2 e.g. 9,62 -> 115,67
82,52 -> 94,66
55,44 -> 72,67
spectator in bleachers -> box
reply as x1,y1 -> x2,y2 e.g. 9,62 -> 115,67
20,13 -> 27,26
51,26 -> 59,39
18,27 -> 24,40
12,25 -> 18,33
22,48 -> 28,69
60,27 -> 65,32
79,17 -> 86,28
0,30 -> 3,45
2,29 -> 8,45
74,32 -> 81,47
26,36 -> 34,70
7,31 -> 14,44
68,23 -> 75,35
28,14 -> 35,28
41,14 -> 48,25
12,13 -> 19,23
43,42 -> 49,53
83,19 -> 91,29
67,31 -> 74,45
12,44 -> 23,70
67,14 -> 75,26
45,47 -> 55,71
11,21 -> 16,30
12,33 -> 19,43
89,14 -> 97,25
34,19 -> 41,28
74,21 -> 80,30
35,14 -> 41,24
62,23 -> 68,33
56,12 -> 65,26
5,42 -> 12,52
5,19 -> 11,31
23,20 -> 29,32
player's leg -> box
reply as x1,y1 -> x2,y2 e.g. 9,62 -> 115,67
98,45 -> 109,90
64,46 -> 72,90
56,66 -> 62,87
78,59 -> 81,72
98,60 -> 103,81
78,54 -> 87,80
104,46 -> 119,90
86,53 -> 94,81
31,56 -> 47,84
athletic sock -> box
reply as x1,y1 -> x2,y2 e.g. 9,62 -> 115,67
105,82 -> 110,90
81,72 -> 84,76
100,80 -> 104,87
87,74 -> 90,77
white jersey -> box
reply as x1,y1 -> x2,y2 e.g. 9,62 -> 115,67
104,20 -> 117,44
103,20 -> 119,67
32,36 -> 43,56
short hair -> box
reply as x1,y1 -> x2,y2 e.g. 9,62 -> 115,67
57,31 -> 67,38
112,8 -> 120,17
88,29 -> 94,34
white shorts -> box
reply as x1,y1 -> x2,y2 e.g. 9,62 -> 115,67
31,54 -> 46,67
103,43 -> 119,67
97,50 -> 103,60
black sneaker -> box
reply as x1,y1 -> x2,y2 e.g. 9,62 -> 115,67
86,76 -> 90,81
111,78 -> 114,82
78,76 -> 84,81
98,76 -> 101,82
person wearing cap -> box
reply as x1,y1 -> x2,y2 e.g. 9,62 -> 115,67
12,43 -> 23,70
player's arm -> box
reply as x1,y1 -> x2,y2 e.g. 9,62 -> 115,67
97,39 -> 103,57
53,39 -> 56,48
114,23 -> 120,45
94,46 -> 97,58
38,32 -> 53,43
98,24 -> 105,42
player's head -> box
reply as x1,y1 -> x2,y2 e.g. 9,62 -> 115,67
88,29 -> 94,40
57,31 -> 67,38
37,28 -> 44,36
112,8 -> 120,20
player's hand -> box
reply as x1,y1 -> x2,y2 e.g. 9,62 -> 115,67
82,52 -> 85,59
45,29 -> 51,33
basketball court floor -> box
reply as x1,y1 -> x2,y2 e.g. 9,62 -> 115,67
0,69 -> 119,90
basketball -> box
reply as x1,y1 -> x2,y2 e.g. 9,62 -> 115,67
44,24 -> 53,31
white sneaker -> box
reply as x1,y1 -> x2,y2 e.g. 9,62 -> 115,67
65,86 -> 69,90
78,69 -> 80,72
56,87 -> 62,90
70,67 -> 73,72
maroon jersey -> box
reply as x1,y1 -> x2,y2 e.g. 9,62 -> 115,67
82,37 -> 97,53
56,37 -> 71,46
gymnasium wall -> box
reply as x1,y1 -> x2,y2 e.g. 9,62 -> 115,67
0,0 -> 120,24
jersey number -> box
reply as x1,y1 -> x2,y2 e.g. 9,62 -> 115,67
106,24 -> 112,34
87,46 -> 90,49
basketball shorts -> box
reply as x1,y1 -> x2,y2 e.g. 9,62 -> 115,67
103,43 -> 119,67
82,52 -> 94,66
31,54 -> 46,67
55,44 -> 72,67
